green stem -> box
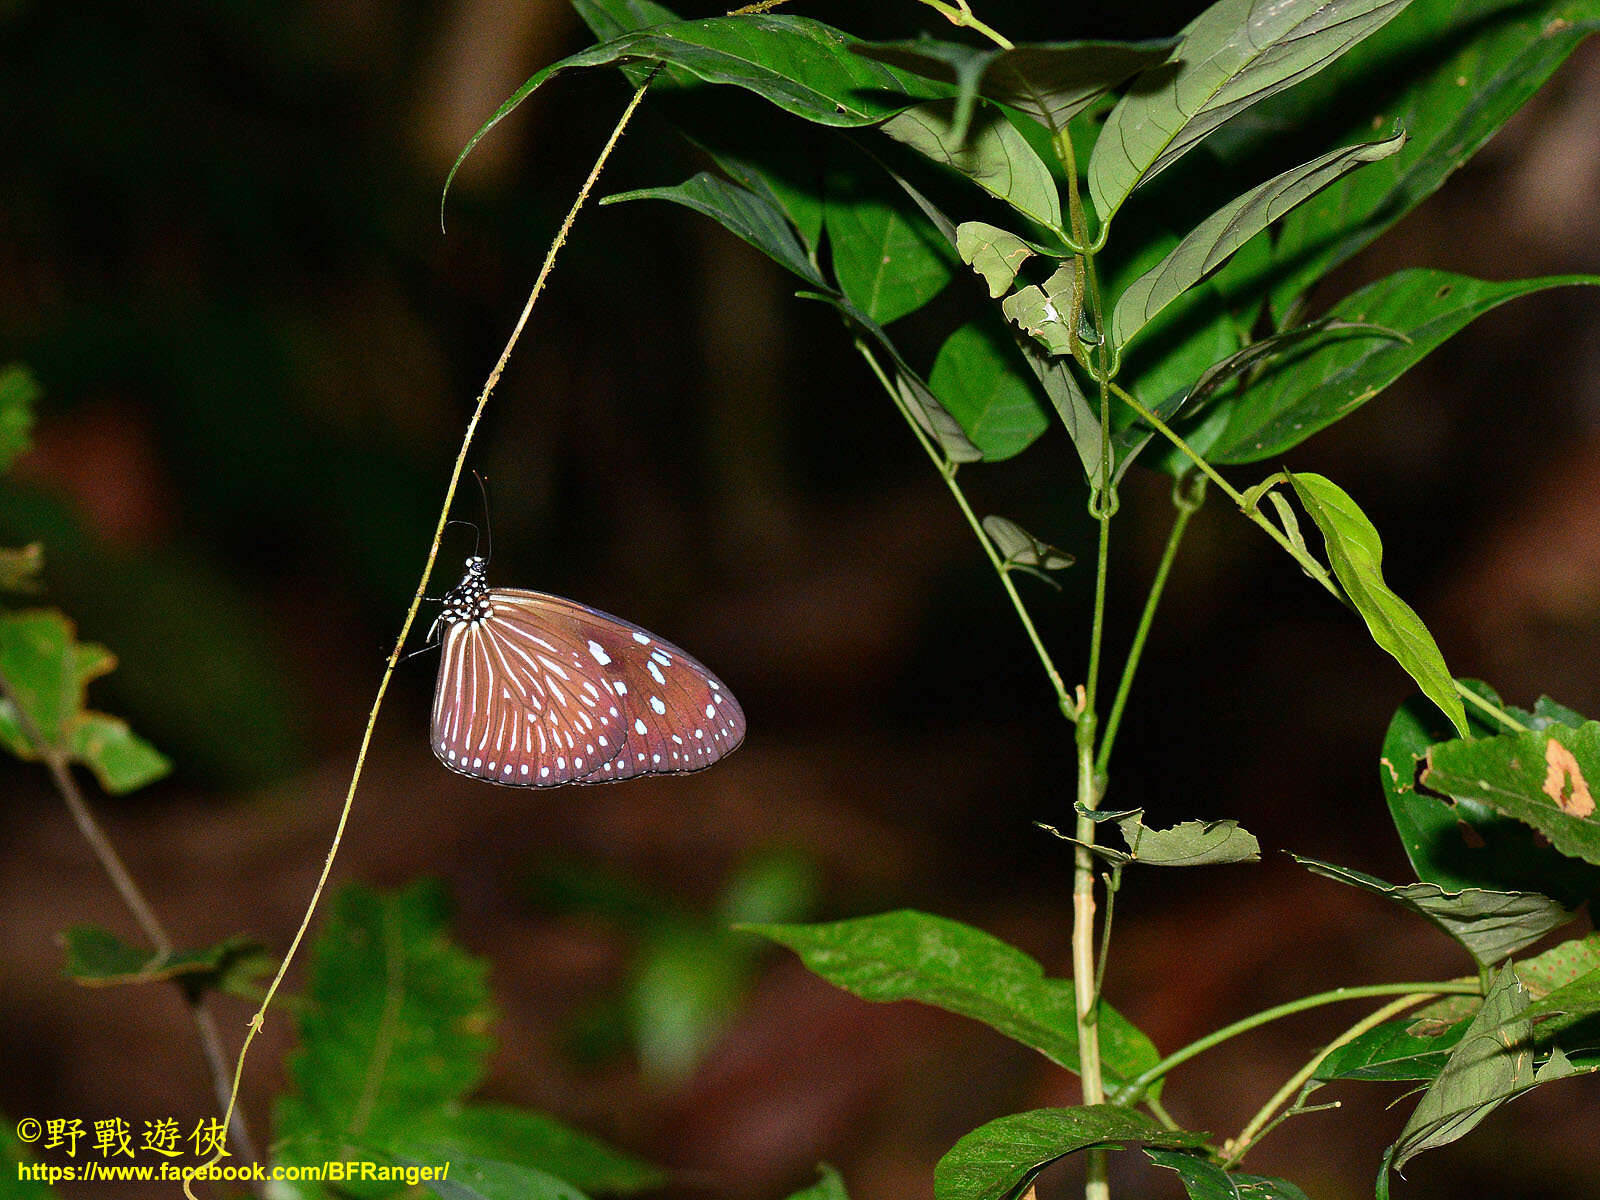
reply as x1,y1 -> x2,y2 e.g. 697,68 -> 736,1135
1095,475 -> 1203,775
1108,380 -> 1343,603
917,0 -> 1015,48
1460,684 -> 1530,733
1224,992 -> 1434,1168
852,339 -> 1076,721
1055,110 -> 1115,1200
1111,980 -> 1481,1106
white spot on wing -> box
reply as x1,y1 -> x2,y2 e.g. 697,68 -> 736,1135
587,640 -> 611,665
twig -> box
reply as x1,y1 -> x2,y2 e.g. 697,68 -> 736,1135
0,666 -> 263,1183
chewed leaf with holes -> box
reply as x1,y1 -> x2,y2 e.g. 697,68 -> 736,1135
431,557 -> 745,786
0,609 -> 171,793
1422,722 -> 1600,869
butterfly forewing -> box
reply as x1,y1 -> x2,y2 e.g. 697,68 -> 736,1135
431,613 -> 625,786
489,590 -> 746,784
430,582 -> 744,787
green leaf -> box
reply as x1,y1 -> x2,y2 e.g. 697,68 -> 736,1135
0,364 -> 39,473
824,157 -> 952,325
1517,964 -> 1600,1041
881,103 -> 1064,235
1296,858 -> 1571,968
0,542 -> 43,593
1252,0 -> 1600,316
446,15 -> 951,210
896,369 -> 984,464
1015,337 -> 1106,490
1003,262 -> 1082,357
422,1155 -> 593,1200
403,1107 -> 665,1195
982,516 -> 1074,573
746,911 -> 1161,1091
1119,815 -> 1261,867
605,172 -> 823,287
2,1113 -> 53,1200
783,1165 -> 849,1200
854,37 -> 1177,142
1088,0 -> 1413,221
1379,683 -> 1600,905
0,609 -> 172,794
1287,473 -> 1467,735
1195,271 -> 1600,463
1312,1016 -> 1468,1083
1422,721 -> 1600,869
1389,967 -> 1535,1172
1112,135 -> 1404,350
1146,1149 -> 1312,1200
60,925 -> 272,997
956,222 -> 1047,298
929,324 -> 1050,461
275,880 -> 496,1156
934,1107 -> 1207,1200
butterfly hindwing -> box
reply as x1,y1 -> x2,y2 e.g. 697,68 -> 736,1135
485,590 -> 746,784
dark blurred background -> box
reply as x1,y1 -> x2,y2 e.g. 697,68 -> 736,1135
3,2 -> 1600,1197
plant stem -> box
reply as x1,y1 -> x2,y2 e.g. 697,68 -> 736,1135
1110,980 -> 1481,1106
194,62 -> 661,1197
1095,475 -> 1203,775
0,667 -> 264,1184
851,339 -> 1076,721
1055,111 -> 1115,1200
1224,992 -> 1434,1167
916,0 -> 1016,48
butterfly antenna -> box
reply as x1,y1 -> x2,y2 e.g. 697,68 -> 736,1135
473,470 -> 493,565
441,518 -> 479,560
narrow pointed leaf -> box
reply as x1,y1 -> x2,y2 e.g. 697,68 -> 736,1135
982,516 -> 1074,572
897,371 -> 984,464
1196,271 -> 1600,462
824,159 -> 952,324
1248,0 -> 1600,315
929,324 -> 1049,460
1287,473 -> 1467,735
855,38 -> 1177,140
1422,722 -> 1600,869
1088,0 -> 1412,220
1313,1015 -> 1469,1082
1016,337 -> 1105,490
1111,134 -> 1405,350
882,103 -> 1064,234
446,14 -> 950,210
1297,857 -> 1571,967
605,172 -> 823,287
1119,816 -> 1260,867
935,1107 -> 1207,1200
1390,967 -> 1533,1172
746,911 -> 1161,1090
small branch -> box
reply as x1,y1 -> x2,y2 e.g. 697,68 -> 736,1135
916,0 -> 1016,48
1096,474 -> 1203,774
1110,980 -> 1481,1106
851,339 -> 1077,723
0,666 -> 263,1182
1224,992 -> 1434,1167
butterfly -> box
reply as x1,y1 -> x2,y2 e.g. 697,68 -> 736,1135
429,554 -> 746,787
